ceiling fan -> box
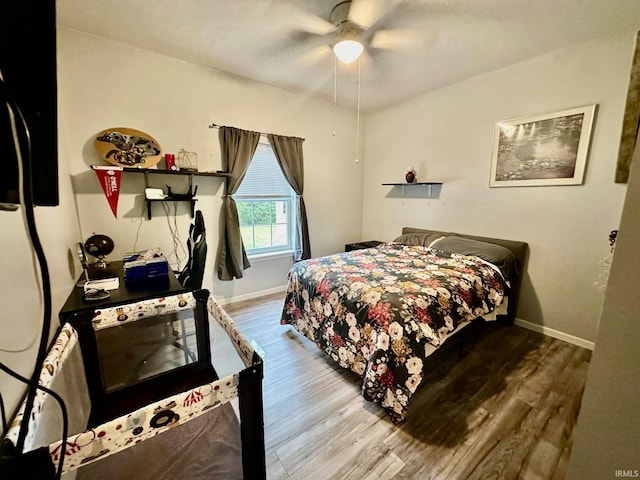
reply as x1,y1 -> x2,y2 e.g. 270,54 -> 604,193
290,0 -> 417,65
280,0 -> 419,160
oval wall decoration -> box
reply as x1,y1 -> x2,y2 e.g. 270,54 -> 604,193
94,127 -> 162,168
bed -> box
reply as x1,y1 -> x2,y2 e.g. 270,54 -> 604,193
280,227 -> 528,422
4,290 -> 265,479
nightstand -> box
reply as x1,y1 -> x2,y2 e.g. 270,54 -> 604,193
345,240 -> 383,252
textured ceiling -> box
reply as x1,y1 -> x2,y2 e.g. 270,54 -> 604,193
57,0 -> 640,111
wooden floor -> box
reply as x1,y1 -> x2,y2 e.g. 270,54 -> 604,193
224,293 -> 591,480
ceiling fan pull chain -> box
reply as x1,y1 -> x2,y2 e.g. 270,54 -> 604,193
333,54 -> 337,136
355,56 -> 361,163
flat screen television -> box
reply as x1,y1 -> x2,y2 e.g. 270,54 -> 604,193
0,0 -> 58,207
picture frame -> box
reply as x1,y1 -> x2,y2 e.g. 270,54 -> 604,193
489,105 -> 596,187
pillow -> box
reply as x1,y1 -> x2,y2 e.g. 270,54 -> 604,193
427,236 -> 447,248
430,235 -> 517,280
393,233 -> 444,247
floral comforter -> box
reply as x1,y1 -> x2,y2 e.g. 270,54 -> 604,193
280,243 -> 508,422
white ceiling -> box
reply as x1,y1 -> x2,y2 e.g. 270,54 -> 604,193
57,0 -> 640,111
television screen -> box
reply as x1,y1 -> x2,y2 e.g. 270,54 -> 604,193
0,0 -> 58,207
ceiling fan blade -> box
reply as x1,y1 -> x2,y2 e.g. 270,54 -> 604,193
261,24 -> 334,71
298,44 -> 333,67
348,0 -> 402,30
368,28 -> 423,50
290,9 -> 336,35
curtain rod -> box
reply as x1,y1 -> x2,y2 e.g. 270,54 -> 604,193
208,123 -> 304,141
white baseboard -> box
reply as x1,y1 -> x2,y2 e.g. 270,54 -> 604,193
514,318 -> 595,351
217,285 -> 287,306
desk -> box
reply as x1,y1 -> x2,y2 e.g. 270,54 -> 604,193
59,261 -> 206,426
59,260 -> 188,325
59,265 -> 213,426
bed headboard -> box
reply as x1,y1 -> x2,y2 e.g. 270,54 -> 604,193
401,227 -> 529,324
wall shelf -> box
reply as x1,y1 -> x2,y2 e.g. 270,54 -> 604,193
96,166 -> 231,178
381,182 -> 442,185
90,166 -> 229,219
91,165 -> 230,178
382,182 -> 443,197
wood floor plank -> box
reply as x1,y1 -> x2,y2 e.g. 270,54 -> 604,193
225,292 -> 592,480
339,443 -> 405,480
550,436 -> 573,480
275,399 -> 386,475
518,438 -> 563,480
439,395 -> 533,479
515,341 -> 575,407
264,370 -> 361,452
401,407 -> 494,479
284,409 -> 394,479
266,451 -> 288,480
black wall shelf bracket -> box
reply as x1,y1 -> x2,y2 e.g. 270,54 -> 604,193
90,166 -> 229,220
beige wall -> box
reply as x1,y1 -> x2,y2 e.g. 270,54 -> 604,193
568,132 -> 640,477
0,145 -> 80,420
361,31 -> 635,345
57,27 -> 364,304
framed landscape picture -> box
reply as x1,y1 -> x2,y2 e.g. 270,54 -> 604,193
489,105 -> 596,187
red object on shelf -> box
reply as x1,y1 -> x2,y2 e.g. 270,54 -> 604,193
165,153 -> 176,170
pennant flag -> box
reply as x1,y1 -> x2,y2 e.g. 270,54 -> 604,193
93,166 -> 123,218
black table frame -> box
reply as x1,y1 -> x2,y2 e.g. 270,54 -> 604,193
59,260 -> 189,323
344,240 -> 383,252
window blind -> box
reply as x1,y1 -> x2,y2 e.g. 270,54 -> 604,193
236,143 -> 291,197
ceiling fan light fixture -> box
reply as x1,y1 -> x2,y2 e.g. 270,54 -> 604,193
333,38 -> 364,63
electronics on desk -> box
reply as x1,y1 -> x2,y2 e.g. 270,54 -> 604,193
123,248 -> 169,284
84,234 -> 114,264
82,278 -> 117,302
84,277 -> 119,292
83,288 -> 110,301
145,187 -> 166,200
77,241 -> 118,303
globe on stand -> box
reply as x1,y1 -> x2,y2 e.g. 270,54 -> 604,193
84,234 -> 114,269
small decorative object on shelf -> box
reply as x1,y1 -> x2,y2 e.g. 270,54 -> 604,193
405,166 -> 416,184
177,149 -> 198,172
164,153 -> 177,171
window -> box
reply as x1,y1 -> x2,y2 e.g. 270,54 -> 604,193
234,142 -> 296,256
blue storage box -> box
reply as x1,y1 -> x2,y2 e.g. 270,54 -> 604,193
123,249 -> 168,283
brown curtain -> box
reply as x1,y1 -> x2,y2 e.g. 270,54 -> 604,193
267,134 -> 311,261
216,126 -> 260,280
